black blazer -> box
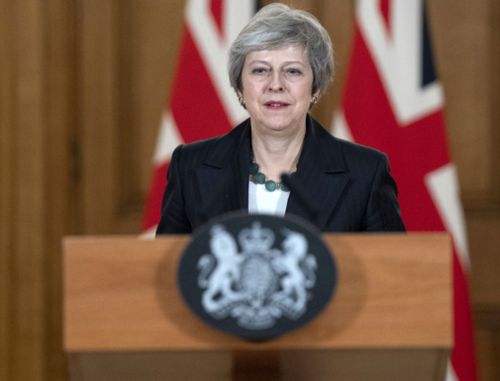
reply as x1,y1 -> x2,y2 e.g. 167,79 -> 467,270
156,116 -> 405,234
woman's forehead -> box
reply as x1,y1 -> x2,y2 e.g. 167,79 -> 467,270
244,45 -> 309,64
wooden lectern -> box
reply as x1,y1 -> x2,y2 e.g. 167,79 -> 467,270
63,233 -> 452,381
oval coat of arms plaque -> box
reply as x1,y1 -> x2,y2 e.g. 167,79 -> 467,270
177,212 -> 337,341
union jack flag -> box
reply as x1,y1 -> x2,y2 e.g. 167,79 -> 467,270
332,1 -> 477,380
142,0 -> 255,235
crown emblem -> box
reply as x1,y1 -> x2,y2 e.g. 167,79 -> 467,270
238,222 -> 274,253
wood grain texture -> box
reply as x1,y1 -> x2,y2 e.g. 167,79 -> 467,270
115,0 -> 185,231
0,1 -> 14,379
63,233 -> 451,381
66,349 -> 449,381
63,233 -> 451,351
11,1 -> 47,380
427,0 -> 494,199
491,0 -> 500,199
78,0 -> 120,234
0,1 -> 76,380
44,1 -> 77,379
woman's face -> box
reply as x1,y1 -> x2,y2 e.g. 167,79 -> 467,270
240,45 -> 315,135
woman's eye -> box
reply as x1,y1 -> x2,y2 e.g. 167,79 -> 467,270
251,67 -> 269,75
286,68 -> 302,76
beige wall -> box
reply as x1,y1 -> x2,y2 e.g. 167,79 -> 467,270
1,0 -> 499,380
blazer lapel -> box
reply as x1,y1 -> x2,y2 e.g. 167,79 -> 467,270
194,117 -> 348,230
195,121 -> 251,222
286,119 -> 349,230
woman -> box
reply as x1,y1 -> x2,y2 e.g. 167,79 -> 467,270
156,3 -> 405,235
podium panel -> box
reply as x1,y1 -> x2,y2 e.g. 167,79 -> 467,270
63,233 -> 451,380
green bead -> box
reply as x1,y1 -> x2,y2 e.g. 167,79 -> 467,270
249,162 -> 259,175
254,172 -> 266,184
249,160 -> 291,192
265,180 -> 277,191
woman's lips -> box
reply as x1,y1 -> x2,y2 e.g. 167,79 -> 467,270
264,101 -> 290,108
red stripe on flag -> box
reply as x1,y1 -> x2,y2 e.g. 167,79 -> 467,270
380,0 -> 391,33
170,27 -> 233,143
210,0 -> 224,38
341,27 -> 450,230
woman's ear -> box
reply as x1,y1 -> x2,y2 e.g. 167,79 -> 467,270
310,92 -> 320,108
237,92 -> 246,109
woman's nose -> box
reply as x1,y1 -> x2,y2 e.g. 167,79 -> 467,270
268,71 -> 284,92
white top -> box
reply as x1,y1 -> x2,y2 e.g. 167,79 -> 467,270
248,182 -> 290,216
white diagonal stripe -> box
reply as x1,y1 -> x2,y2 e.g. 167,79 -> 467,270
445,361 -> 458,381
153,111 -> 183,165
357,0 -> 443,125
330,110 -> 354,142
186,0 -> 252,125
425,163 -> 470,270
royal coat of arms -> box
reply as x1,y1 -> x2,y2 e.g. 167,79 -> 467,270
177,213 -> 336,341
197,222 -> 317,329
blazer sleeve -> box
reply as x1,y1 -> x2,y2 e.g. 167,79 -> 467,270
156,145 -> 192,235
362,154 -> 406,232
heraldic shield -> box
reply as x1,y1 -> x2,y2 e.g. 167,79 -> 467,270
177,212 -> 337,341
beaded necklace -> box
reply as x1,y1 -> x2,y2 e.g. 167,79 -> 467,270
250,139 -> 302,192
249,161 -> 292,192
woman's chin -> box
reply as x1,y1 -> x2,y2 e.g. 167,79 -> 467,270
251,115 -> 295,131
264,119 -> 305,135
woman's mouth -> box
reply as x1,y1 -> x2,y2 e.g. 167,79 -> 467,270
264,101 -> 290,109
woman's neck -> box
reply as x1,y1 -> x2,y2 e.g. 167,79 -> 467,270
251,126 -> 305,182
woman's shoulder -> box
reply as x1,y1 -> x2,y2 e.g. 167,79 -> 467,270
171,119 -> 251,165
311,119 -> 389,165
333,135 -> 387,162
175,134 -> 223,155
316,130 -> 393,184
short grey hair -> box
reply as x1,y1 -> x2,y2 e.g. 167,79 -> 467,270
228,3 -> 334,97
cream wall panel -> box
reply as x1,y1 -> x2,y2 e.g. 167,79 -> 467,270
78,0 -> 120,234
8,1 -> 47,380
125,0 -> 185,198
428,0 -> 496,201
0,1 -> 14,379
45,1 -> 77,379
1,0 -> 76,379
